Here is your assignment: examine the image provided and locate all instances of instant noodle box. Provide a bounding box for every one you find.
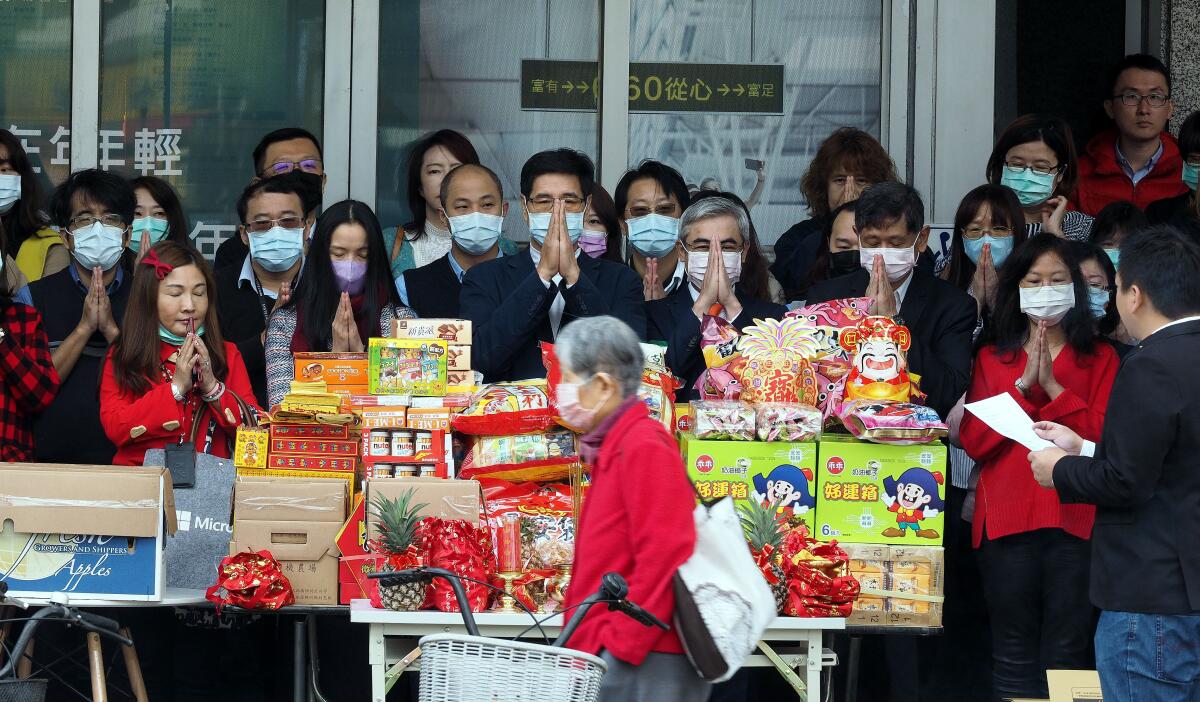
[0,463,173,601]
[368,337,448,396]
[816,435,947,545]
[680,434,818,532]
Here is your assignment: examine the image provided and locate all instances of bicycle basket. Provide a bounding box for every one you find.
[0,679,48,702]
[418,633,607,702]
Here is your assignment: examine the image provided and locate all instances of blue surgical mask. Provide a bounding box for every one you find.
[1183,162,1199,191]
[626,213,680,259]
[1000,167,1057,206]
[1087,287,1110,319]
[0,173,20,215]
[72,221,126,270]
[528,211,586,246]
[158,324,206,346]
[249,226,305,272]
[1104,248,1120,269]
[962,235,1014,269]
[131,217,170,251]
[448,212,503,255]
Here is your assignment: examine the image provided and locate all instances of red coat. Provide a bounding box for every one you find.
[100,341,261,466]
[961,342,1118,548]
[1073,129,1189,216]
[564,401,696,665]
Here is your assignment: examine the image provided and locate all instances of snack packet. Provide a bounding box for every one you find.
[838,399,948,445]
[452,382,556,436]
[480,479,576,571]
[785,297,873,361]
[691,399,755,440]
[736,318,821,405]
[472,430,577,467]
[755,403,823,442]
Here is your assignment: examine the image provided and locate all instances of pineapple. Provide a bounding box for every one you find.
[370,489,429,611]
[738,500,788,612]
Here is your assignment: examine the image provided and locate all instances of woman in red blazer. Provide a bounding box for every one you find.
[554,316,706,702]
[961,234,1118,700]
[101,241,260,466]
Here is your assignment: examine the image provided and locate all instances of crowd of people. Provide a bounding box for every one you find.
[1,52,1199,701]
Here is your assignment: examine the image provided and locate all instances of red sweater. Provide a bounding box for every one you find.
[100,341,260,466]
[1073,129,1189,216]
[961,342,1118,547]
[564,401,696,665]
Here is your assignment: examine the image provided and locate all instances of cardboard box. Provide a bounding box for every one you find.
[843,544,945,627]
[815,436,947,545]
[328,385,369,399]
[231,478,347,606]
[293,352,370,387]
[363,478,483,544]
[270,423,353,440]
[681,434,818,531]
[0,464,172,601]
[268,455,357,472]
[270,438,359,456]
[446,345,471,372]
[392,318,472,344]
[446,371,476,392]
[359,407,409,430]
[1047,670,1103,701]
[236,467,357,500]
[407,407,453,431]
[368,338,448,396]
[234,427,269,469]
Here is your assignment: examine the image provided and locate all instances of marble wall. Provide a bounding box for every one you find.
[1164,0,1200,128]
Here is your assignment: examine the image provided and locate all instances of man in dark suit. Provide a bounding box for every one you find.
[807,182,975,417]
[399,164,506,318]
[1030,225,1200,701]
[646,195,787,399]
[461,149,644,382]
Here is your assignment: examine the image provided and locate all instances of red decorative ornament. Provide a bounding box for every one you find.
[140,247,174,280]
[205,550,296,613]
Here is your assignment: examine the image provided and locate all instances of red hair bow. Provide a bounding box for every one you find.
[141,248,173,279]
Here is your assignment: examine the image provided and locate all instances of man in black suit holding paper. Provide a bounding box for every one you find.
[1030,224,1200,701]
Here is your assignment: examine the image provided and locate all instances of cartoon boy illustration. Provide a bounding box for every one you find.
[880,466,944,539]
[751,464,816,520]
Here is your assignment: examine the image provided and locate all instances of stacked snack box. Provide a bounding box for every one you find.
[841,543,945,627]
[390,318,475,394]
[293,352,370,399]
[235,419,359,500]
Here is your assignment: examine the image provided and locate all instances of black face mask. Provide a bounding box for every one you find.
[829,250,861,277]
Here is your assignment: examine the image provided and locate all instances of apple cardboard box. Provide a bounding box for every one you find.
[0,463,173,601]
[230,477,348,606]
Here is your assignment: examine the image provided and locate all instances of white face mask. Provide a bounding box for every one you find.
[859,245,916,283]
[72,221,126,271]
[1019,283,1076,324]
[0,173,20,215]
[686,249,742,292]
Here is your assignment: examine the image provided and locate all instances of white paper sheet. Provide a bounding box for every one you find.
[964,393,1054,451]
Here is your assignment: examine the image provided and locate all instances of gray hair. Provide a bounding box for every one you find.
[679,196,749,245]
[555,316,644,397]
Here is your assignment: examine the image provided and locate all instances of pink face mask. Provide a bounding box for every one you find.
[578,230,608,258]
[555,376,608,432]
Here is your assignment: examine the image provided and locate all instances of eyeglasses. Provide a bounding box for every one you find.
[244,216,305,233]
[525,195,585,214]
[682,241,745,254]
[262,158,323,177]
[1004,161,1061,177]
[68,214,125,232]
[962,225,1014,240]
[627,204,681,218]
[1111,92,1170,108]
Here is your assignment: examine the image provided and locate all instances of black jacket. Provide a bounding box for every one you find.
[646,286,787,401]
[1055,319,1200,614]
[215,261,272,407]
[807,268,976,418]
[460,250,646,382]
[403,254,462,319]
[770,217,824,299]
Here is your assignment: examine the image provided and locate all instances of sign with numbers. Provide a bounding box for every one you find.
[520,60,785,114]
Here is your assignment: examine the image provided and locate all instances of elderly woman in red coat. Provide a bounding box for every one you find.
[555,315,706,701]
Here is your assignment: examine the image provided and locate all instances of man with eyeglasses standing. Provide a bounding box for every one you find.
[14,169,133,463]
[214,172,318,407]
[214,127,326,272]
[461,148,645,382]
[1075,54,1189,216]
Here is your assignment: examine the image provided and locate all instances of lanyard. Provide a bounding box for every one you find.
[251,274,272,324]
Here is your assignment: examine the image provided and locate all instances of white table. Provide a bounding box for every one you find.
[350,600,845,701]
[9,587,209,608]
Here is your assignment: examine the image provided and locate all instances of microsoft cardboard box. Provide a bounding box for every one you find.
[816,435,947,545]
[230,477,348,605]
[680,434,818,530]
[0,463,173,601]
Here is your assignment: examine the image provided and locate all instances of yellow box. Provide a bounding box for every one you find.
[892,557,933,575]
[447,345,471,372]
[234,427,269,469]
[293,353,369,387]
[408,407,453,431]
[853,571,886,591]
[854,596,886,612]
[359,407,409,430]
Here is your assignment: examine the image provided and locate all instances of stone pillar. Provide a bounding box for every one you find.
[1163,0,1200,128]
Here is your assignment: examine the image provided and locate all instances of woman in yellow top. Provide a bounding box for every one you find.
[0,129,67,283]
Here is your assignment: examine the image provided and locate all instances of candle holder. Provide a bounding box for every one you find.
[495,571,523,612]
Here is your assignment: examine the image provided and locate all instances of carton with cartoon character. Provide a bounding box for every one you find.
[680,434,818,531]
[815,435,947,545]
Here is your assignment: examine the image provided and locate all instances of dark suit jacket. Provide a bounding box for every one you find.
[460,250,646,382]
[646,286,787,401]
[1055,319,1200,614]
[807,268,975,417]
[215,261,271,407]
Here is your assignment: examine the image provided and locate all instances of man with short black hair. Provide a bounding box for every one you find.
[461,149,645,381]
[807,181,975,416]
[1075,54,1189,215]
[16,169,135,463]
[215,171,319,406]
[214,127,326,271]
[398,163,508,318]
[1031,224,1200,701]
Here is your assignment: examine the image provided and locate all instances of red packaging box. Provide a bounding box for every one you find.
[270,423,352,440]
[268,454,358,472]
[270,439,359,456]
